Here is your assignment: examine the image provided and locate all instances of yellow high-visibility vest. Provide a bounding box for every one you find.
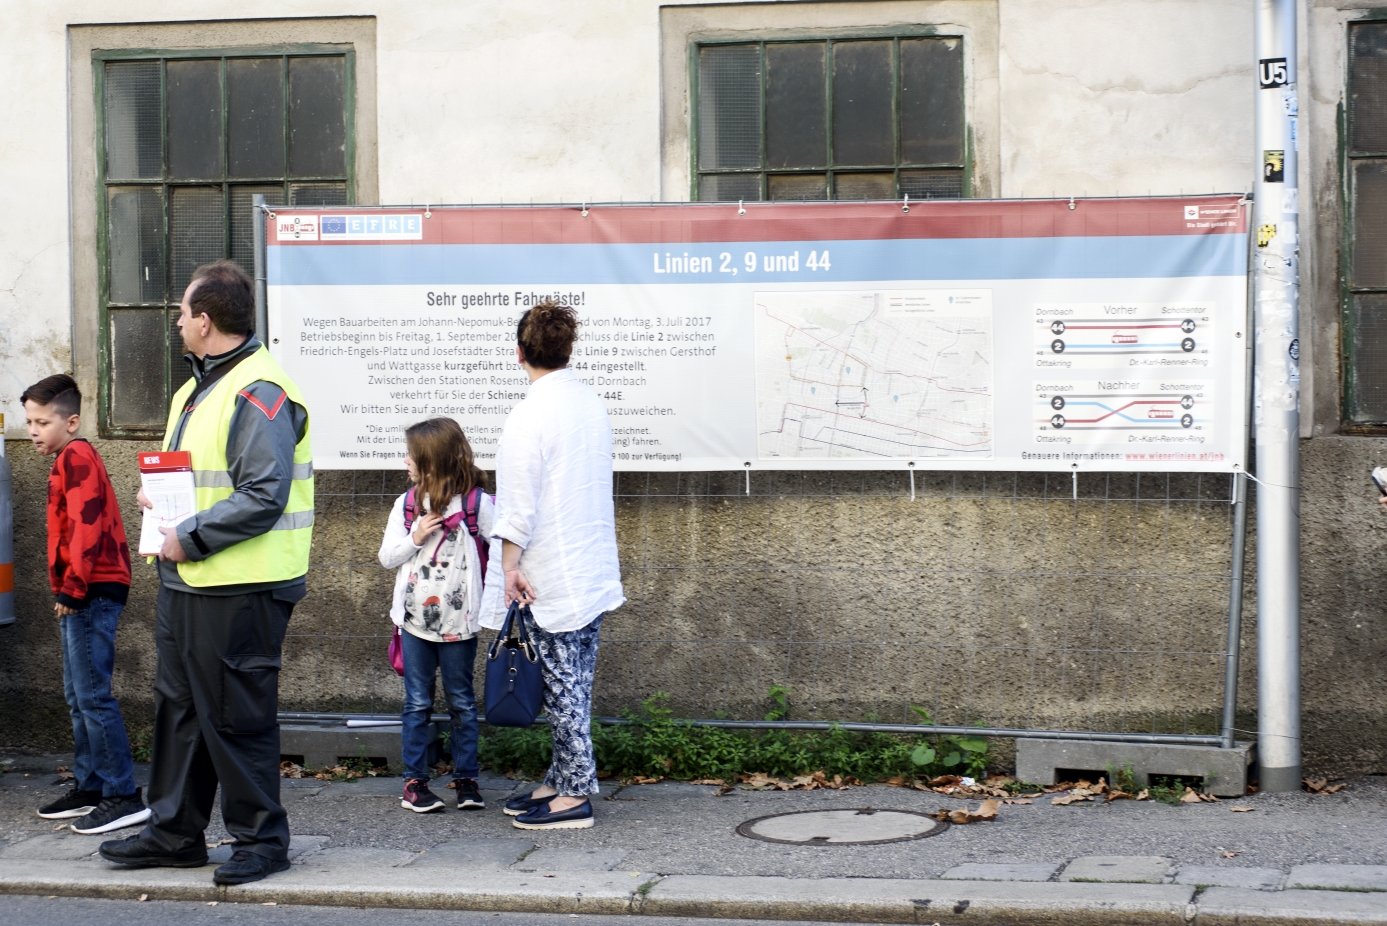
[161,346,313,586]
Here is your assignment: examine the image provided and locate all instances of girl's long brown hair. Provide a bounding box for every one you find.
[404,418,486,513]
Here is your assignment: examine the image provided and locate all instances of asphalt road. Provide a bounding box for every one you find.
[0,895,885,926]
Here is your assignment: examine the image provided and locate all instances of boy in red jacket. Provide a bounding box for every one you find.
[22,374,148,835]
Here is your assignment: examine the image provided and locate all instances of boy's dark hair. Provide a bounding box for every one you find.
[20,374,81,418]
[189,259,255,335]
[516,299,580,369]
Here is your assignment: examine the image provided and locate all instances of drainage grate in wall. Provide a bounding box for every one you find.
[735,808,949,846]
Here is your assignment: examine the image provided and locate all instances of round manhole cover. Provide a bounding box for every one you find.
[735,808,949,846]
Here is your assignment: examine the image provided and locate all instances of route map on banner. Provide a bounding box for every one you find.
[265,197,1248,472]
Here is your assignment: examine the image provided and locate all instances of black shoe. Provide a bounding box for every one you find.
[213,849,290,886]
[98,833,208,868]
[454,778,485,809]
[503,789,552,817]
[38,786,102,819]
[512,798,595,830]
[71,788,152,835]
[401,777,445,813]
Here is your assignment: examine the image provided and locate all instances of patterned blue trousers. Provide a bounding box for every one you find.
[520,610,603,797]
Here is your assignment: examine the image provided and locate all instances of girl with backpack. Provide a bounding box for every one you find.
[378,418,494,813]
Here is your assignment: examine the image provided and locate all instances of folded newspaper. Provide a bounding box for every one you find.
[138,451,196,556]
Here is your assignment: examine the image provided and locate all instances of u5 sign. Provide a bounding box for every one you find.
[1259,57,1288,88]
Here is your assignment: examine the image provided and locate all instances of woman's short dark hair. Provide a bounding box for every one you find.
[189,259,255,335]
[20,374,81,418]
[516,300,580,369]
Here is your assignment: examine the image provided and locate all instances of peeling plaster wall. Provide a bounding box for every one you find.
[998,0,1254,199]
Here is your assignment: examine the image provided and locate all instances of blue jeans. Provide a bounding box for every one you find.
[400,629,479,781]
[61,596,136,797]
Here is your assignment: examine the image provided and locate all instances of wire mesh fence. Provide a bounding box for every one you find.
[284,468,1243,741]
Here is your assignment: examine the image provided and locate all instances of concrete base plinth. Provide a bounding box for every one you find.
[1015,739,1255,797]
[280,722,437,773]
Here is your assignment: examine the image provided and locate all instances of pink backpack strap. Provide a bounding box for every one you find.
[402,486,418,533]
[463,486,490,580]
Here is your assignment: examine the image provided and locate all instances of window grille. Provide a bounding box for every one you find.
[97,49,353,435]
[1346,23,1387,426]
[694,36,966,202]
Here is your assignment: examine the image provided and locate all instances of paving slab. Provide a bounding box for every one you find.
[289,846,419,869]
[406,837,534,870]
[641,875,1195,925]
[1197,887,1387,926]
[309,776,405,798]
[206,834,329,866]
[1175,864,1284,890]
[941,861,1062,882]
[1060,854,1173,883]
[513,847,630,871]
[1286,863,1387,892]
[613,782,720,801]
[0,832,107,860]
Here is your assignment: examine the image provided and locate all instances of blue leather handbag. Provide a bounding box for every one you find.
[484,602,544,727]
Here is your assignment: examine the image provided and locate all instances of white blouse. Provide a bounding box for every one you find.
[479,367,626,633]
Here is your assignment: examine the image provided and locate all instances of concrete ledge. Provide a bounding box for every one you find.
[1015,738,1254,796]
[279,722,436,773]
[639,875,1196,925]
[0,858,654,915]
[1196,887,1387,926]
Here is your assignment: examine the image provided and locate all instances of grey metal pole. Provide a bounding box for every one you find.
[253,194,269,342]
[1221,472,1248,748]
[1252,0,1301,791]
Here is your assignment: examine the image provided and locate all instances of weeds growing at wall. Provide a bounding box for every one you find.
[479,692,992,782]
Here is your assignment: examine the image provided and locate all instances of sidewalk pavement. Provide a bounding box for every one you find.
[1,753,1384,924]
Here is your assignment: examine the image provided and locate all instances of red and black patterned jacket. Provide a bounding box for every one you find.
[47,439,131,608]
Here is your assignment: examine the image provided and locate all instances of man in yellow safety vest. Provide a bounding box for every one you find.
[99,260,312,886]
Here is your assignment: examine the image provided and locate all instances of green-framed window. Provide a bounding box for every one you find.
[692,33,966,202]
[96,46,355,437]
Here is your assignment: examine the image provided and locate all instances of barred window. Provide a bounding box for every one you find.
[98,50,353,434]
[694,36,966,202]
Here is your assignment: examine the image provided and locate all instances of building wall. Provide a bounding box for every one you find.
[2,0,1385,776]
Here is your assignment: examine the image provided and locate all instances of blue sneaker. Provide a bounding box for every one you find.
[503,790,552,817]
[512,798,594,830]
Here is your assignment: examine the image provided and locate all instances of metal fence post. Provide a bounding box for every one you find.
[1252,0,1302,790]
[253,194,269,341]
[1221,472,1248,748]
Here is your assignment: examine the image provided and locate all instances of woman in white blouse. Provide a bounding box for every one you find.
[479,300,625,830]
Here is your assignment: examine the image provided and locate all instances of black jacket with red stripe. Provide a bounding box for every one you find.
[158,335,309,597]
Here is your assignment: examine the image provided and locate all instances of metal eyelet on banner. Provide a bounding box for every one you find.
[902,194,910,213]
[424,204,432,218]
[1068,197,1076,211]
[738,200,746,216]
[581,202,589,217]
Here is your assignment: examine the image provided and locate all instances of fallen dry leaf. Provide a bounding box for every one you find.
[629,776,662,785]
[1229,806,1254,812]
[1003,798,1032,805]
[1221,851,1239,858]
[138,894,149,902]
[932,799,1000,824]
[1180,788,1204,804]
[54,766,70,773]
[1051,792,1093,806]
[690,778,725,786]
[714,783,734,796]
[1135,789,1150,801]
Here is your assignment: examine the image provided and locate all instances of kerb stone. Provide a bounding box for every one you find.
[1286,863,1387,891]
[1197,887,1387,926]
[1175,865,1284,890]
[1061,855,1172,883]
[942,862,1062,882]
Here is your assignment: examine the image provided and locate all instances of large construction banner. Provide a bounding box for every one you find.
[266,197,1248,472]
